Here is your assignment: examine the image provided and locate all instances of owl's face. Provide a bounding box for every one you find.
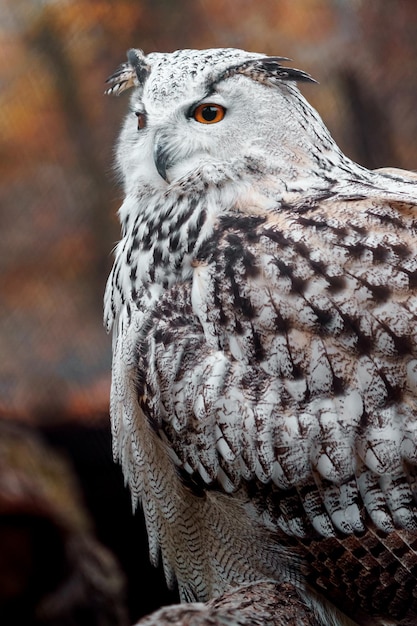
[113,48,325,193]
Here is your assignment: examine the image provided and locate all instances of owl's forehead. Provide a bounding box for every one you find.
[142,48,264,105]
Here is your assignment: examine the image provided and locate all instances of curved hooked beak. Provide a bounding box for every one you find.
[153,134,173,182]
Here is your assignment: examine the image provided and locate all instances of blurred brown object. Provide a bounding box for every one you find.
[0,420,129,626]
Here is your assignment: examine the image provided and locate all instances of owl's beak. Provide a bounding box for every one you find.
[153,137,171,182]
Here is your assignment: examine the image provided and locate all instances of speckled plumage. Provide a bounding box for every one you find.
[134,581,327,626]
[104,48,417,625]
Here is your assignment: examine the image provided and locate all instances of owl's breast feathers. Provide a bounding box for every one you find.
[110,169,417,622]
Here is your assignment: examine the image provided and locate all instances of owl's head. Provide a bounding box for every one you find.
[107,48,342,191]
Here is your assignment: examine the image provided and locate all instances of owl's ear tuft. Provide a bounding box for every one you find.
[105,49,151,96]
[256,58,317,84]
[216,57,317,88]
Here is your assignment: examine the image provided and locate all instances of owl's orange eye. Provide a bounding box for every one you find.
[192,103,226,124]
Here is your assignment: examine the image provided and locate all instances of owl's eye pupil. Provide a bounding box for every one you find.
[202,106,218,122]
[192,103,226,124]
[135,112,147,130]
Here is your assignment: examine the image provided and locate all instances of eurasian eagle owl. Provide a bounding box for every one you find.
[104,48,417,625]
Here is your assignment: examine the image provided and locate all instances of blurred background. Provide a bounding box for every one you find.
[1,0,417,624]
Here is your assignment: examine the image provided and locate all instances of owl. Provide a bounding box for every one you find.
[104,48,417,625]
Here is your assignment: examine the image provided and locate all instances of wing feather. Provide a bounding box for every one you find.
[134,194,417,537]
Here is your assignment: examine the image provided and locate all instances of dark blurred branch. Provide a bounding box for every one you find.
[339,68,399,170]
[28,12,116,305]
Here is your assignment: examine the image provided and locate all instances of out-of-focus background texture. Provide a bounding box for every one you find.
[1,0,417,623]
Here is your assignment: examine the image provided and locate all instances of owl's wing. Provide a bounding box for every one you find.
[136,192,417,539]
